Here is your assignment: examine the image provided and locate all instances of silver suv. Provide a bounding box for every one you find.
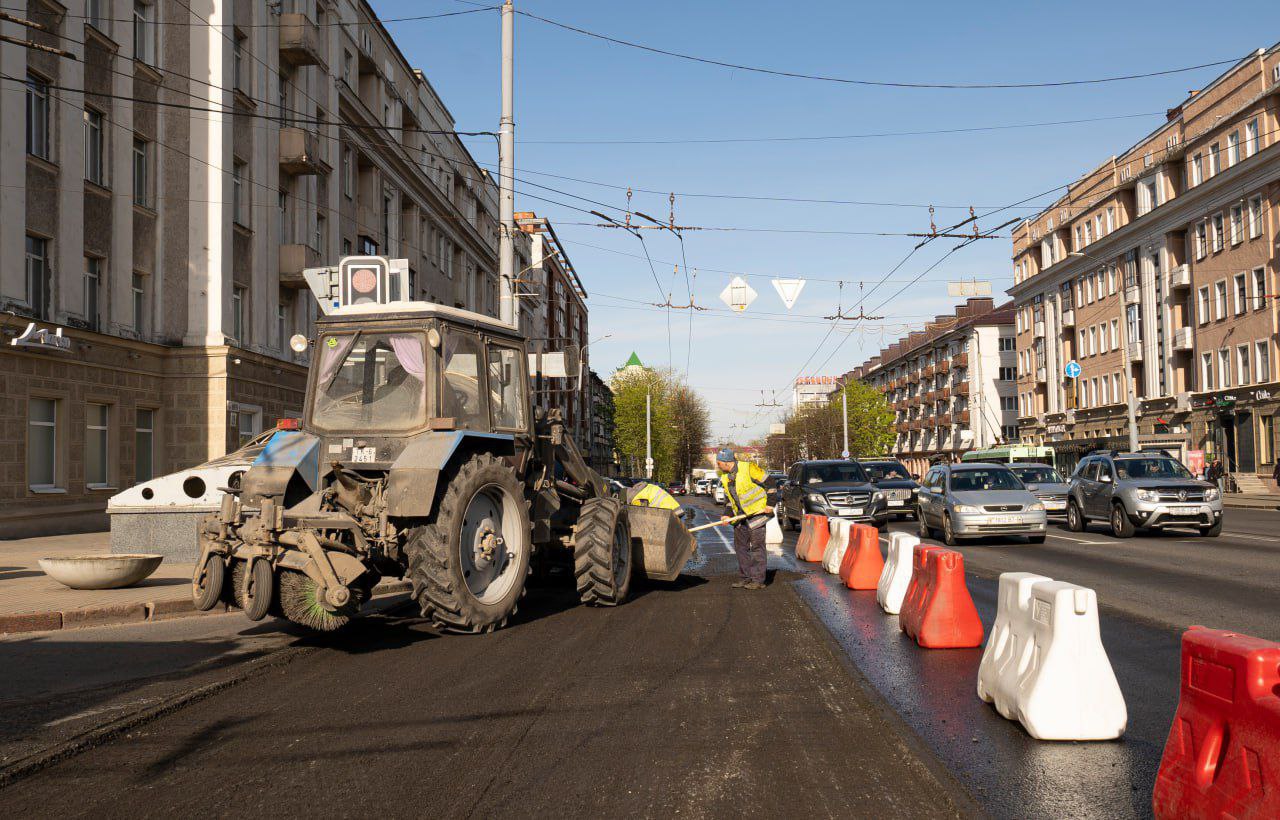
[1065,451,1223,538]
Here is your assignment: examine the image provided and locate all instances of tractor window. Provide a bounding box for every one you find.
[487,345,526,430]
[441,331,487,429]
[311,332,427,431]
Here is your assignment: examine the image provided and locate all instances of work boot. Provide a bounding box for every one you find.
[731,579,752,589]
[744,581,766,590]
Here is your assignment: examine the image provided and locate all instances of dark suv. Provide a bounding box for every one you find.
[1065,451,1223,538]
[858,459,920,522]
[777,460,885,529]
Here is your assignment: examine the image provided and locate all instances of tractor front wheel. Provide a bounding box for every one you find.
[573,496,633,606]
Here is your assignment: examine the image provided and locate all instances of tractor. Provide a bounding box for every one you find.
[191,256,693,632]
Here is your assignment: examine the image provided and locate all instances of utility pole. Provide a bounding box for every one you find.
[498,0,516,328]
[841,387,850,458]
[645,388,653,479]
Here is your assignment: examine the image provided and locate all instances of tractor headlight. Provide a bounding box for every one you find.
[1203,487,1220,502]
[1135,489,1160,503]
[289,333,310,353]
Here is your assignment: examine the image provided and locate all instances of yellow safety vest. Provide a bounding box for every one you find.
[628,482,681,511]
[720,461,769,517]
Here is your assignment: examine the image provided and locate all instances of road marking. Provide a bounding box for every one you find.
[1222,531,1280,543]
[1046,534,1114,545]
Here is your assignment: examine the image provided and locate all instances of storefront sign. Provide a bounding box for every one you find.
[1186,449,1205,477]
[9,322,71,353]
[1046,423,1068,434]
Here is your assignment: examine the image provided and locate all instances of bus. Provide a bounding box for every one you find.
[959,444,1056,467]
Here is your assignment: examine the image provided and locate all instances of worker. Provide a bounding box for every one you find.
[716,448,772,590]
[626,481,682,511]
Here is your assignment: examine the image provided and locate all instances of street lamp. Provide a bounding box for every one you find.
[1068,250,1139,452]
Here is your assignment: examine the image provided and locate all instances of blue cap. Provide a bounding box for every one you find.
[716,448,735,463]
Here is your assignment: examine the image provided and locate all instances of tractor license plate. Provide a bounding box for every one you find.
[838,508,862,516]
[351,446,377,463]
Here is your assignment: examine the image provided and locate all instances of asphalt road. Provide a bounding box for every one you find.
[0,505,973,819]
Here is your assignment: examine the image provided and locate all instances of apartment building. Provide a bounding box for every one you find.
[587,369,617,476]
[1009,44,1280,480]
[854,297,1017,476]
[1,0,504,536]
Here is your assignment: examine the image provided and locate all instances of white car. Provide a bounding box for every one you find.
[713,483,726,504]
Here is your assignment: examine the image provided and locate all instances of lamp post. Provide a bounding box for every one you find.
[1069,251,1139,452]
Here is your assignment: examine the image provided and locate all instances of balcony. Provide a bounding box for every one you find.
[1036,367,1047,383]
[1169,264,1191,289]
[906,371,920,384]
[1034,320,1045,337]
[939,413,953,426]
[937,386,950,400]
[279,13,324,67]
[1173,326,1193,351]
[1125,280,1140,304]
[955,410,971,425]
[279,243,322,288]
[896,422,910,434]
[936,359,950,374]
[1060,308,1075,327]
[923,364,936,378]
[279,128,323,176]
[952,351,968,369]
[1128,343,1144,362]
[952,381,970,397]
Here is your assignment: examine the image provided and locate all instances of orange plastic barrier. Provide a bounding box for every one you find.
[839,523,885,590]
[899,548,984,649]
[1153,626,1280,819]
[795,515,829,562]
[898,545,943,636]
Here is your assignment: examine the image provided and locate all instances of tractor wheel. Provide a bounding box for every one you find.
[573,496,633,606]
[405,453,532,634]
[192,553,224,612]
[231,558,273,621]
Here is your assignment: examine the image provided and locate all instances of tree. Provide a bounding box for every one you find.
[609,367,712,483]
[770,381,894,464]
[670,382,711,483]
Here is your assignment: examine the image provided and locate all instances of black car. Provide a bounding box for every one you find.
[777,460,885,530]
[858,459,920,522]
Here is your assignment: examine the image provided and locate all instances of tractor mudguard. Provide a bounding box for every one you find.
[239,431,323,506]
[385,431,516,518]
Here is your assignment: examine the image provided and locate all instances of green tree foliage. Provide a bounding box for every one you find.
[767,381,894,465]
[610,367,711,483]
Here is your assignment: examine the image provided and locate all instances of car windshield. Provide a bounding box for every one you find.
[863,462,911,481]
[805,463,868,484]
[1011,467,1064,484]
[1115,458,1193,480]
[949,469,1023,492]
[311,332,427,431]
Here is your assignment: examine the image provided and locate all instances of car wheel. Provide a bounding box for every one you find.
[942,513,959,546]
[1066,499,1085,532]
[917,508,932,539]
[1110,503,1136,538]
[1199,519,1222,537]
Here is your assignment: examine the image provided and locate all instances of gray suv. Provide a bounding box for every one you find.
[1065,451,1223,538]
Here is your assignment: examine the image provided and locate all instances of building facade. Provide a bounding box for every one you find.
[854,298,1017,476]
[2,0,504,536]
[1009,44,1280,481]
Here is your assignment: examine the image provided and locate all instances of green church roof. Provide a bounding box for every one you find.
[624,352,644,368]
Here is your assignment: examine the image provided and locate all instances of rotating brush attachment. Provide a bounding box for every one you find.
[278,570,359,632]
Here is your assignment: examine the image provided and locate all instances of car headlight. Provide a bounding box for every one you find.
[1204,487,1220,501]
[807,494,826,504]
[871,490,884,502]
[1135,489,1160,503]
[953,504,980,514]
[1027,501,1045,512]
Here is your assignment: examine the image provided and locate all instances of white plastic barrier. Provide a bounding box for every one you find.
[765,515,783,548]
[979,577,1127,740]
[977,572,1051,713]
[875,531,918,614]
[821,518,852,574]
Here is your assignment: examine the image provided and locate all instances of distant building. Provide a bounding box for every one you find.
[586,369,616,475]
[792,376,840,409]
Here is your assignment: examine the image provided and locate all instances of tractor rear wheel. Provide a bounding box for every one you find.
[406,453,532,634]
[573,496,633,606]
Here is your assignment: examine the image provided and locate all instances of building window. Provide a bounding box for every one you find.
[998,336,1014,352]
[278,189,289,244]
[132,273,147,335]
[998,366,1015,380]
[85,401,113,489]
[315,212,325,252]
[1208,143,1220,177]
[1101,377,1110,405]
[135,408,155,482]
[1195,221,1207,259]
[341,148,353,198]
[87,0,107,30]
[1106,206,1115,232]
[275,299,287,351]
[1211,213,1224,252]
[1230,204,1243,245]
[1110,319,1119,350]
[1235,272,1248,316]
[232,160,246,225]
[26,74,50,159]
[1190,152,1203,186]
[342,50,353,86]
[84,109,105,185]
[133,1,155,64]
[1197,286,1210,324]
[132,138,149,206]
[1227,131,1240,166]
[1256,341,1271,384]
[1000,396,1016,412]
[1201,352,1214,391]
[24,235,52,321]
[232,284,246,343]
[84,257,102,332]
[28,397,60,490]
[1219,349,1232,389]
[1248,196,1262,238]
[237,406,262,448]
[1127,303,1142,345]
[1245,119,1259,157]
[1253,267,1267,311]
[382,193,392,246]
[1099,324,1109,354]
[233,32,247,91]
[1214,281,1227,320]
[359,235,377,255]
[1237,345,1251,386]
[1088,326,1097,356]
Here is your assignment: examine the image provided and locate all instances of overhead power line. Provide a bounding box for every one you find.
[515,8,1242,90]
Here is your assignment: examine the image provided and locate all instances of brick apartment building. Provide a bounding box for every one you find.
[852,297,1017,477]
[1009,43,1280,483]
[1,0,512,536]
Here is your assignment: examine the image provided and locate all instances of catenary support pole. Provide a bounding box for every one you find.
[498,0,516,327]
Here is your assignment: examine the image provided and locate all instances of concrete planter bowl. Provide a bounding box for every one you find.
[39,554,165,590]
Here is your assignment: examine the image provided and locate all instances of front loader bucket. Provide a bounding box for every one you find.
[626,505,696,582]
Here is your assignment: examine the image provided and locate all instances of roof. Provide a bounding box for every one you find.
[624,352,644,368]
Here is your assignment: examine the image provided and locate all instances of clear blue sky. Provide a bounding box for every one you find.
[371,0,1273,441]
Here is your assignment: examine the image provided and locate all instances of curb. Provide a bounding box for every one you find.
[0,579,414,637]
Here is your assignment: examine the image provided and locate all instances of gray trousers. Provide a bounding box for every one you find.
[733,519,767,583]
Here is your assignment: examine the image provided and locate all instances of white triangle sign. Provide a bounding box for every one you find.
[771,278,806,310]
[719,276,758,312]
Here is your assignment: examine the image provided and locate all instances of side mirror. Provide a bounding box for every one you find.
[1100,473,1113,483]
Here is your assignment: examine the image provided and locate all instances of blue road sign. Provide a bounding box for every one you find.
[1064,360,1082,379]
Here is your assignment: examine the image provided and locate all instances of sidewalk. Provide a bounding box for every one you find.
[1222,492,1280,510]
[0,532,409,635]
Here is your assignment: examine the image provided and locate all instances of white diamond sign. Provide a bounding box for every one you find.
[771,278,806,310]
[720,276,758,312]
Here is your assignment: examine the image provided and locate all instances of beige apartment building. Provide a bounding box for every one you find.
[852,297,1018,477]
[1009,44,1280,482]
[1,0,507,536]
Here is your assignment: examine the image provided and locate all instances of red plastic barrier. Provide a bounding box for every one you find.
[898,545,942,636]
[1152,626,1280,820]
[900,548,983,649]
[839,524,885,590]
[795,515,829,562]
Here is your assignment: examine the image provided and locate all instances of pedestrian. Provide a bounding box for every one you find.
[715,448,772,590]
[1271,457,1280,489]
[1208,458,1224,493]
